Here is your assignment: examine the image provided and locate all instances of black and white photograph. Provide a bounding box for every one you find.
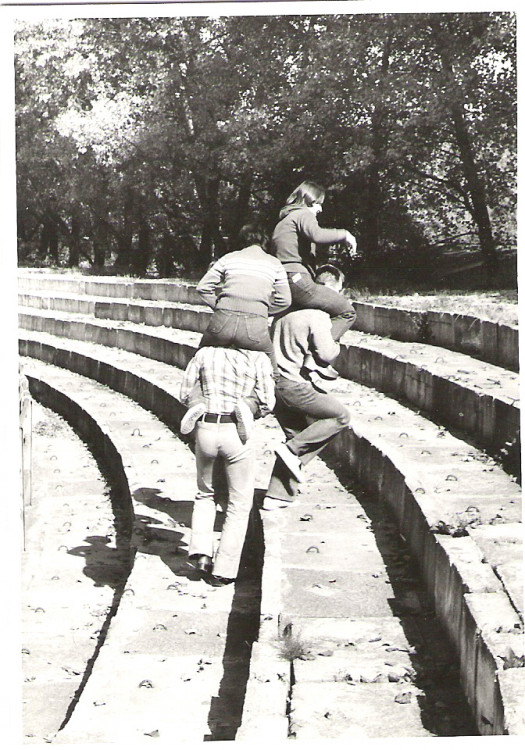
[0,1,522,745]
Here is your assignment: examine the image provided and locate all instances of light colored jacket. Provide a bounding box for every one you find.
[196,245,291,316]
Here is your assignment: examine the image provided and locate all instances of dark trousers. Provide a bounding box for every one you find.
[266,376,350,503]
[286,270,356,341]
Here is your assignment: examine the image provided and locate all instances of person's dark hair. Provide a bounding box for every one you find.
[315,264,345,286]
[285,180,325,208]
[237,222,268,249]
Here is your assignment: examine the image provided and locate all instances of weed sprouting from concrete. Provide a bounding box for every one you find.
[278,630,311,662]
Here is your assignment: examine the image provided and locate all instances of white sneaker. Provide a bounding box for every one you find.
[234,401,254,443]
[262,496,298,511]
[274,444,304,483]
[180,403,206,434]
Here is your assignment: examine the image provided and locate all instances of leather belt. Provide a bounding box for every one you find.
[200,413,236,423]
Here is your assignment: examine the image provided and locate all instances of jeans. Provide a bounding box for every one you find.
[265,376,350,503]
[286,270,356,341]
[189,421,254,579]
[200,309,275,362]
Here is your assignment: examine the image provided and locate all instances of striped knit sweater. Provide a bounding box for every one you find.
[196,245,292,316]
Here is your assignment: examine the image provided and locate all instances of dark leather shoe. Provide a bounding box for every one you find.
[189,554,212,572]
[208,574,235,587]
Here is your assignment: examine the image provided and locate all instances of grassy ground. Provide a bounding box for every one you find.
[348,289,518,326]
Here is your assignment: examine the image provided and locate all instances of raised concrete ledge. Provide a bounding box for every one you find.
[323,427,522,735]
[336,337,520,464]
[18,272,202,305]
[235,641,290,740]
[20,334,522,735]
[94,299,210,332]
[18,291,210,331]
[499,668,525,734]
[25,374,132,508]
[18,292,97,316]
[354,302,519,372]
[19,308,520,469]
[18,273,518,370]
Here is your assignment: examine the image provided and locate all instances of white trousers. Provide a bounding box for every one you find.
[189,421,254,579]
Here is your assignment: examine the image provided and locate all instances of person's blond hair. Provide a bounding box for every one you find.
[285,180,325,208]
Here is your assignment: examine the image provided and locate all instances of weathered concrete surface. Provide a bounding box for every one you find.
[18,272,202,305]
[18,276,522,737]
[18,273,518,370]
[336,329,519,459]
[21,358,275,743]
[19,305,520,463]
[499,668,525,734]
[353,301,519,371]
[19,334,522,706]
[20,363,266,743]
[22,402,117,743]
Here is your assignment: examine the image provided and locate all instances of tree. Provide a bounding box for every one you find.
[14,13,516,284]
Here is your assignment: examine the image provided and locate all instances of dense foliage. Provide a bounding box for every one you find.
[15,12,516,284]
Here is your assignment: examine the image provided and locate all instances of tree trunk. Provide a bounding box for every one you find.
[132,218,151,277]
[194,173,227,269]
[362,162,381,258]
[115,189,134,269]
[432,23,498,272]
[361,30,392,260]
[48,220,59,264]
[198,221,214,273]
[448,100,498,272]
[93,223,107,268]
[156,232,176,278]
[231,176,253,243]
[37,219,51,259]
[68,210,81,267]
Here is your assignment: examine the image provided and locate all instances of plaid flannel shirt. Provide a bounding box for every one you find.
[180,347,275,416]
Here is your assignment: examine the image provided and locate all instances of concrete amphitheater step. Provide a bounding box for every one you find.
[19,330,523,734]
[21,356,477,740]
[18,290,210,333]
[18,272,518,370]
[19,306,520,466]
[18,272,202,305]
[20,357,272,742]
[352,301,519,373]
[22,400,120,743]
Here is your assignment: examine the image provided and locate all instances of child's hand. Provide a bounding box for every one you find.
[344,231,358,257]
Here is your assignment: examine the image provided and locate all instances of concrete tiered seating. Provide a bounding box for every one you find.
[19,306,520,470]
[18,271,523,737]
[22,358,271,742]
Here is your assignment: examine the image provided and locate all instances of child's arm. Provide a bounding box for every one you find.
[297,212,357,254]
